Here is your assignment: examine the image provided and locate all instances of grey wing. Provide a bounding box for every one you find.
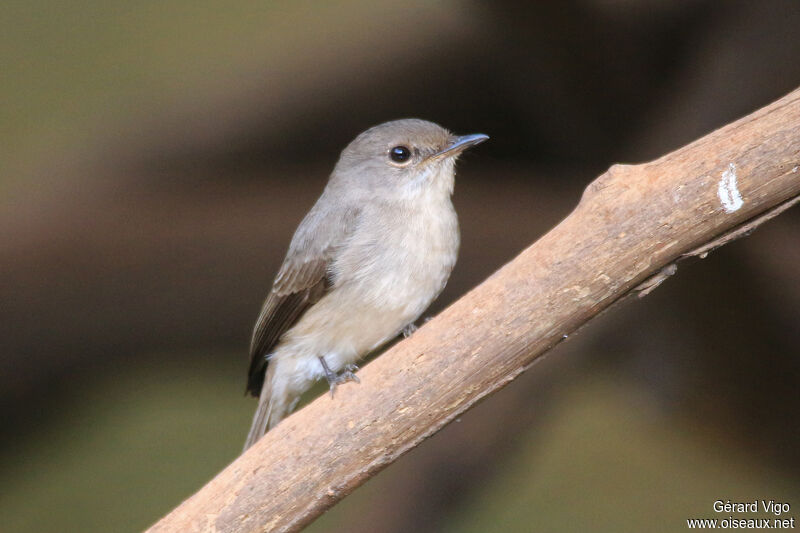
[246,201,358,396]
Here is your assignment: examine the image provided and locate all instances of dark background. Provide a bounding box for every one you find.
[1,1,798,532]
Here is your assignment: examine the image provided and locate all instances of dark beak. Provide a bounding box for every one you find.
[430,133,489,161]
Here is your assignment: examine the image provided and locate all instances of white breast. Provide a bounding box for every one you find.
[284,189,459,366]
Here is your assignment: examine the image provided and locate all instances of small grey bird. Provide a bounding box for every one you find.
[243,119,488,450]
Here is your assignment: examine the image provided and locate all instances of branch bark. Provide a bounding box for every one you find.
[148,87,800,533]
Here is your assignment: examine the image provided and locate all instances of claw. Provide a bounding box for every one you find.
[343,363,360,378]
[319,357,360,397]
[402,323,418,338]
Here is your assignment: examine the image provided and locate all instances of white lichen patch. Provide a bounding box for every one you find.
[717,163,743,213]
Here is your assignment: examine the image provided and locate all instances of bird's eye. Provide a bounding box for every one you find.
[389,145,411,163]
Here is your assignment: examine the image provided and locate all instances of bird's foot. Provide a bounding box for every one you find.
[318,357,360,397]
[402,323,418,338]
[402,317,433,338]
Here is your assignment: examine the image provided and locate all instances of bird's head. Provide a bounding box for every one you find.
[332,118,488,198]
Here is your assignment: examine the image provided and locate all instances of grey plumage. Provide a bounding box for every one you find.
[246,202,359,397]
[244,119,487,450]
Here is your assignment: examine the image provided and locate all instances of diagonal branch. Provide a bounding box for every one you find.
[148,86,800,533]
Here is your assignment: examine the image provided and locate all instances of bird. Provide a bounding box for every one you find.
[243,118,488,450]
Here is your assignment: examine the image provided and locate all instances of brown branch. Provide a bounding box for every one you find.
[147,87,800,533]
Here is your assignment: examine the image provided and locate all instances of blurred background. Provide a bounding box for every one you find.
[1,1,799,532]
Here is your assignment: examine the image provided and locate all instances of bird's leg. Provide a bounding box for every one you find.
[318,356,360,397]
